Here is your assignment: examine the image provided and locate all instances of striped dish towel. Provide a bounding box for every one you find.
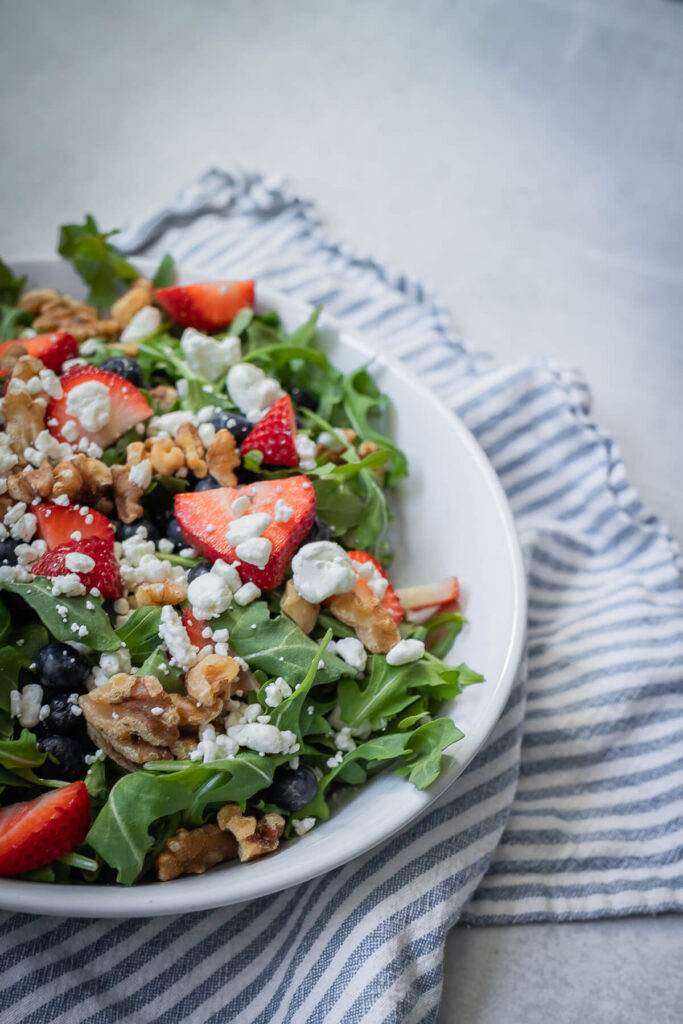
[1,169,682,1024]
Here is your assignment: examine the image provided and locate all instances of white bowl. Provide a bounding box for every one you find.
[0,258,526,917]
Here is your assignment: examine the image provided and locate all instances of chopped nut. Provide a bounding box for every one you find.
[149,385,178,412]
[156,824,237,882]
[174,422,207,478]
[217,805,285,862]
[111,463,144,523]
[281,579,319,634]
[53,454,112,505]
[3,391,45,461]
[110,279,154,328]
[135,580,187,606]
[206,429,239,486]
[0,343,28,374]
[357,440,381,458]
[18,288,60,315]
[80,673,179,771]
[316,428,357,464]
[7,461,53,503]
[327,584,400,654]
[11,355,45,385]
[170,694,222,727]
[145,437,185,476]
[125,441,146,465]
[185,653,240,708]
[29,292,119,341]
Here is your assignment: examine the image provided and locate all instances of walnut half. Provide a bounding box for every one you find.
[217,805,285,862]
[281,579,319,634]
[156,824,238,882]
[327,584,400,654]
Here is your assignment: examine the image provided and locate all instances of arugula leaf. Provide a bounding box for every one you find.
[137,648,184,693]
[342,368,408,484]
[0,258,26,304]
[312,479,364,535]
[395,718,464,789]
[267,631,332,740]
[0,624,48,737]
[0,579,119,651]
[342,470,389,552]
[152,254,175,288]
[0,305,31,344]
[226,308,253,336]
[0,729,46,772]
[58,215,139,314]
[115,606,162,663]
[424,611,465,660]
[216,601,355,688]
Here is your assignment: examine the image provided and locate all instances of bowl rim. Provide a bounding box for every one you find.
[0,258,526,917]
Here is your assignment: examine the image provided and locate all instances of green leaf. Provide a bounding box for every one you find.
[0,579,119,651]
[312,479,364,535]
[115,606,162,663]
[268,631,332,740]
[58,215,139,314]
[0,305,31,344]
[395,718,464,789]
[287,306,320,348]
[341,470,389,552]
[226,308,253,336]
[0,623,48,736]
[0,258,26,304]
[152,254,175,288]
[0,729,46,772]
[338,656,418,727]
[424,611,465,660]
[342,368,408,484]
[0,602,10,646]
[137,648,184,693]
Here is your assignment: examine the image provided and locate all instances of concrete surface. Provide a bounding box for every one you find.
[1,1,681,1021]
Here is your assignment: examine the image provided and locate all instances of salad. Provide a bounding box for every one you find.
[0,217,480,886]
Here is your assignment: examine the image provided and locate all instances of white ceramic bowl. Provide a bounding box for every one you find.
[0,259,526,917]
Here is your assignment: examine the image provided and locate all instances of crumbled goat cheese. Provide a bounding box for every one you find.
[66,380,111,432]
[147,410,197,438]
[121,533,156,566]
[326,751,344,769]
[264,676,293,707]
[180,327,241,381]
[24,429,74,468]
[294,434,317,470]
[128,459,152,489]
[53,494,70,506]
[226,363,284,422]
[334,726,357,753]
[332,637,367,672]
[224,512,271,547]
[120,305,162,343]
[291,541,357,603]
[189,723,239,763]
[197,422,216,447]
[233,581,261,606]
[224,700,262,728]
[38,368,63,399]
[235,536,272,569]
[386,638,426,666]
[92,647,133,687]
[0,433,19,475]
[212,559,243,590]
[226,722,299,755]
[273,499,294,523]
[159,605,197,670]
[62,419,79,442]
[230,494,253,517]
[65,552,96,574]
[13,683,44,728]
[187,571,233,620]
[156,537,175,553]
[350,558,388,600]
[292,817,316,836]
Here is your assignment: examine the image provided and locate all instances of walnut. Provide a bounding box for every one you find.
[7,461,53,503]
[110,279,154,328]
[17,288,60,315]
[11,354,45,384]
[3,391,45,460]
[149,385,178,412]
[316,428,357,464]
[53,454,112,505]
[111,463,144,523]
[206,429,239,486]
[145,437,185,476]
[125,441,146,465]
[31,293,119,341]
[135,580,187,606]
[217,805,285,862]
[80,673,180,771]
[185,654,240,709]
[281,579,319,634]
[0,343,28,374]
[358,440,381,459]
[0,496,16,520]
[327,587,400,654]
[170,694,221,728]
[174,422,207,478]
[156,824,237,881]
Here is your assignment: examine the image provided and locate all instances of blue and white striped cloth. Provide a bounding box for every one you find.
[1,169,681,1024]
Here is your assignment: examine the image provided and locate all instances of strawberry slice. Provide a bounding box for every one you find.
[0,781,90,876]
[155,281,254,332]
[46,365,152,449]
[32,536,122,600]
[0,332,78,374]
[395,578,460,611]
[35,503,114,551]
[346,550,404,625]
[181,607,210,649]
[241,395,298,467]
[175,476,315,590]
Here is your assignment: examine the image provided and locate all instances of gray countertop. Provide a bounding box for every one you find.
[1,0,681,1020]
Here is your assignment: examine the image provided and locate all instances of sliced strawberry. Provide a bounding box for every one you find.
[241,395,298,467]
[175,476,315,590]
[46,364,152,449]
[396,578,460,611]
[155,281,255,332]
[35,503,114,551]
[346,550,404,625]
[0,781,90,876]
[32,537,122,600]
[181,607,211,649]
[0,332,78,374]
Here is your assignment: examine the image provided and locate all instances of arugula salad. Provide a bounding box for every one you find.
[0,217,480,886]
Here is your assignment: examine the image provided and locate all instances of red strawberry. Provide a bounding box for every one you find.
[0,781,90,876]
[395,577,460,611]
[346,550,405,625]
[181,607,210,649]
[35,503,114,551]
[0,332,78,374]
[31,536,122,600]
[175,476,315,590]
[47,365,152,449]
[241,395,299,467]
[155,281,255,332]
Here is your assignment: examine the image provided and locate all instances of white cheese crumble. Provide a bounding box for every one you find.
[224,512,271,547]
[292,817,316,836]
[386,638,426,666]
[147,410,198,438]
[226,722,299,755]
[332,637,367,672]
[294,434,317,470]
[13,683,44,728]
[226,363,284,422]
[65,380,111,432]
[180,327,241,381]
[64,552,96,574]
[230,494,252,517]
[233,581,261,606]
[291,541,357,603]
[351,558,388,600]
[189,723,239,763]
[187,570,233,620]
[235,536,272,569]
[159,605,197,671]
[334,726,357,753]
[92,647,132,687]
[273,498,294,523]
[128,459,152,490]
[120,305,162,343]
[264,676,293,708]
[0,433,19,476]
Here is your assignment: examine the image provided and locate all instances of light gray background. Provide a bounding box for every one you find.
[1,1,681,1021]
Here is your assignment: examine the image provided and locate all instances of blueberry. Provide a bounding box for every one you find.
[209,410,251,444]
[101,356,147,388]
[305,517,331,544]
[194,475,221,492]
[0,539,18,566]
[187,562,211,584]
[36,642,90,693]
[163,515,188,551]
[115,518,160,544]
[266,764,319,811]
[39,695,86,737]
[38,735,90,782]
[289,387,318,412]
